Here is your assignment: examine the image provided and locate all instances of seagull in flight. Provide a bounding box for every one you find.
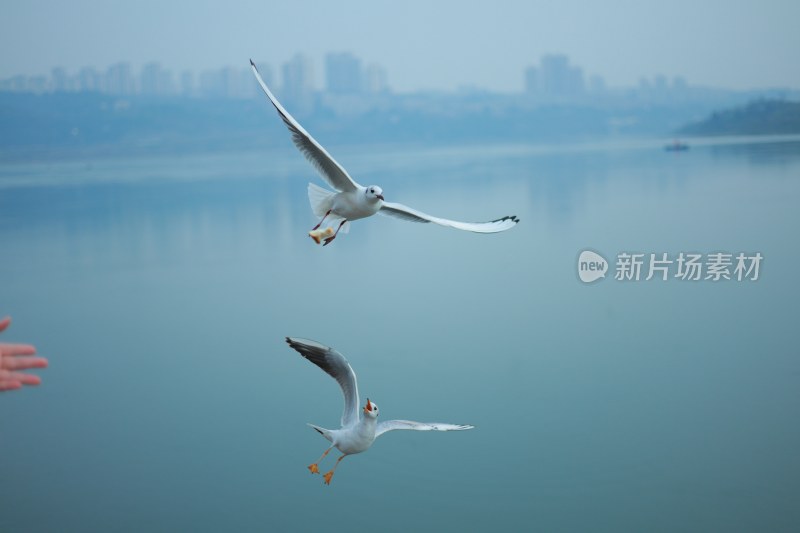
[285,337,474,485]
[250,60,519,246]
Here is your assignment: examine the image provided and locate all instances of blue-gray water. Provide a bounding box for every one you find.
[1,137,799,532]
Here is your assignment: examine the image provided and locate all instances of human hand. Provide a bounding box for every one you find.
[0,317,48,392]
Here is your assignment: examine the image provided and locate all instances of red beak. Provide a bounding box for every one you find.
[364,399,372,413]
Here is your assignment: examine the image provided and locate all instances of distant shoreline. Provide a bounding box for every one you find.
[2,90,799,163]
[3,134,800,170]
[680,100,800,136]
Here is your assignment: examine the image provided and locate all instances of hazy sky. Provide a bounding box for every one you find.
[2,0,799,92]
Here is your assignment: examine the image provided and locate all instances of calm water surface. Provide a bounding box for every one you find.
[1,137,799,532]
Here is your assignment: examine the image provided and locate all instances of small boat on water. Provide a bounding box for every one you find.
[665,139,690,151]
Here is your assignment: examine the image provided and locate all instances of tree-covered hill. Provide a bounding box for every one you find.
[679,99,800,136]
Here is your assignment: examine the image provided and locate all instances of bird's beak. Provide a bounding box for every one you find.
[377,194,384,201]
[364,398,372,413]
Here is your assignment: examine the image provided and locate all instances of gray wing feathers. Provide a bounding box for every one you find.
[250,60,359,192]
[379,201,519,233]
[375,420,475,438]
[377,203,430,224]
[285,337,360,427]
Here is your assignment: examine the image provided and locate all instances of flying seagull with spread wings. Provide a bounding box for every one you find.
[285,337,473,485]
[251,60,519,245]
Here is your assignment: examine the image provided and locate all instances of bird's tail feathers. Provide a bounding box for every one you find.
[307,423,334,442]
[307,183,336,218]
[307,183,352,234]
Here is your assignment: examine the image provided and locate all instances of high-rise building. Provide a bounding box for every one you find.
[654,74,668,95]
[220,67,241,98]
[524,66,539,95]
[282,54,313,95]
[179,70,195,96]
[141,62,175,95]
[196,63,273,99]
[527,54,585,99]
[363,64,388,94]
[51,67,71,92]
[541,54,584,97]
[325,52,362,94]
[77,67,101,92]
[105,62,135,95]
[222,66,261,99]
[281,54,314,112]
[541,54,568,95]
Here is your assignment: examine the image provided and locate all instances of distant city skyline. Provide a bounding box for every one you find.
[1,0,799,93]
[0,51,393,100]
[0,52,701,103]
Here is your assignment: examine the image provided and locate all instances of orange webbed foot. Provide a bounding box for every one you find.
[308,463,320,474]
[323,471,334,485]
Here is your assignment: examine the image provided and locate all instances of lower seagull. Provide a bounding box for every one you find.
[285,337,474,485]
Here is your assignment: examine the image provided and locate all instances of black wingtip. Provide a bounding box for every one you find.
[492,215,520,224]
[250,58,257,70]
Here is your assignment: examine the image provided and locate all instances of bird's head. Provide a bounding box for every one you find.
[363,398,379,418]
[365,186,384,202]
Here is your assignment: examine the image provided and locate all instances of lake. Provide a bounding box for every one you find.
[1,136,799,532]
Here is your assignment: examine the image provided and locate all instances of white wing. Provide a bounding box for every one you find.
[379,201,519,233]
[285,337,360,428]
[250,59,359,192]
[375,420,474,438]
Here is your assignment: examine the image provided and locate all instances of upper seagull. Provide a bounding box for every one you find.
[285,337,474,485]
[250,59,519,246]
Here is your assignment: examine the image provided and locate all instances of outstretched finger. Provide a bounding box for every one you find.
[1,356,48,371]
[0,379,22,391]
[4,372,41,386]
[0,343,37,357]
